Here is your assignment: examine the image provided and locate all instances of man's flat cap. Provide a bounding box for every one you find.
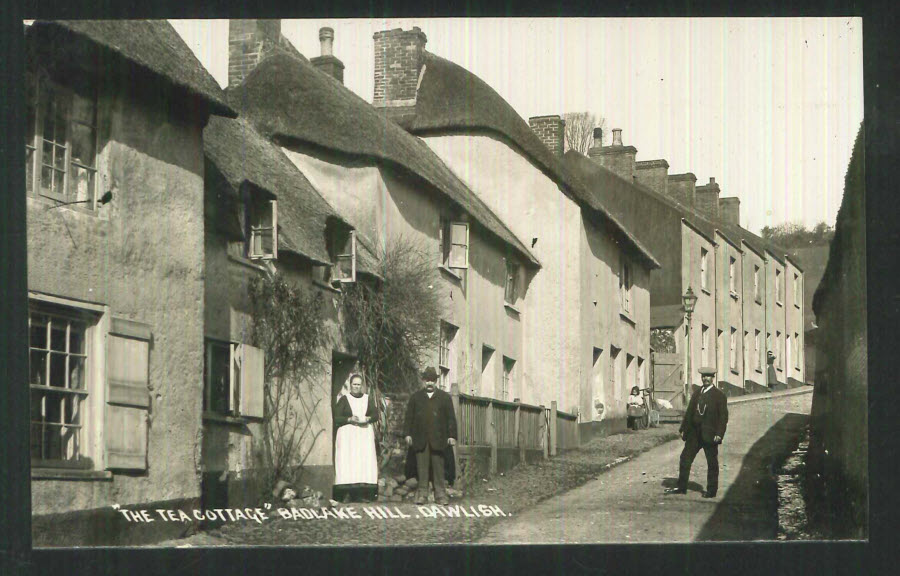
[699,366,717,376]
[421,366,439,382]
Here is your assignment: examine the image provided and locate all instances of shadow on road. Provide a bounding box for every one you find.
[695,413,808,541]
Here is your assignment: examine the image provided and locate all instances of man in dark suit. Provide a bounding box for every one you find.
[665,367,729,498]
[404,366,458,505]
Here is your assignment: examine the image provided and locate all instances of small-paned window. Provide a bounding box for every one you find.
[247,195,277,260]
[505,259,519,305]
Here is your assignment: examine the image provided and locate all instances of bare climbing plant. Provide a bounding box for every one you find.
[247,272,331,496]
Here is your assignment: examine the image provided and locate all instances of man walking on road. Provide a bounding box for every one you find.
[666,367,728,498]
[404,366,458,505]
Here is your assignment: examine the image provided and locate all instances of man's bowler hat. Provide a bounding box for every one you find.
[699,366,717,376]
[421,366,439,382]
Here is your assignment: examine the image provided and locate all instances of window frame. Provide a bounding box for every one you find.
[246,196,278,261]
[28,301,98,470]
[776,331,783,371]
[501,356,515,401]
[700,248,709,291]
[441,220,469,270]
[729,328,738,372]
[203,339,265,419]
[753,265,761,302]
[332,230,357,284]
[728,256,737,295]
[620,258,633,314]
[28,73,101,210]
[700,324,710,366]
[504,258,520,305]
[775,269,784,305]
[755,330,762,372]
[438,322,458,390]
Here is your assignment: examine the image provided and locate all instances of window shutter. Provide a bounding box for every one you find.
[240,344,265,419]
[230,343,242,414]
[449,222,469,269]
[271,199,278,260]
[335,231,357,283]
[105,318,151,471]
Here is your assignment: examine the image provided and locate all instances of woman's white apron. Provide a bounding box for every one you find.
[334,393,378,486]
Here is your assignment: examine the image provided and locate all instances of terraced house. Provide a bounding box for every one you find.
[24,20,236,545]
[369,27,660,439]
[562,130,806,409]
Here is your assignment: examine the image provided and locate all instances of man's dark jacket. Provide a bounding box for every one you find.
[679,385,728,444]
[404,388,458,452]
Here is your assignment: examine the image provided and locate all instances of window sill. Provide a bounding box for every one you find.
[701,288,711,296]
[730,291,739,301]
[32,468,112,481]
[619,311,636,326]
[794,304,801,309]
[730,368,740,375]
[228,252,270,273]
[755,297,762,305]
[313,279,342,294]
[504,302,521,315]
[755,368,764,374]
[439,265,463,282]
[776,301,783,308]
[203,412,257,426]
[28,193,107,219]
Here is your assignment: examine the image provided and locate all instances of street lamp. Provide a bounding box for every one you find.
[682,286,698,405]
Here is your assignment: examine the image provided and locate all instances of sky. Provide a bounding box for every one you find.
[170,18,863,234]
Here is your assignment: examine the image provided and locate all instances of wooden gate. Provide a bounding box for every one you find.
[652,352,686,410]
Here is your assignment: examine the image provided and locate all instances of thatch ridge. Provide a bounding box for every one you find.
[30,20,235,117]
[406,51,658,269]
[228,51,539,268]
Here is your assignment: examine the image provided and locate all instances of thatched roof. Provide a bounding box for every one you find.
[204,115,380,277]
[28,20,234,117]
[204,115,341,265]
[401,52,658,269]
[562,151,796,268]
[227,51,539,269]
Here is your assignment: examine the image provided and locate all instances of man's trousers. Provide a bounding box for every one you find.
[677,432,720,495]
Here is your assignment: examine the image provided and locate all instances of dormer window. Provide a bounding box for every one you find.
[314,227,356,286]
[332,230,357,284]
[441,220,469,269]
[246,194,277,260]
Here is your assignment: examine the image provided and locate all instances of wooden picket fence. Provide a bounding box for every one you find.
[451,385,579,477]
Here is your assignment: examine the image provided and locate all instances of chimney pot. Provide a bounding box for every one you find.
[612,128,623,146]
[709,177,716,184]
[319,27,334,56]
[592,127,603,147]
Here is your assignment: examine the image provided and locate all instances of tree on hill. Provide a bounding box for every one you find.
[761,221,835,248]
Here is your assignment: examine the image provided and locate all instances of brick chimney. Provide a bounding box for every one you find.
[310,27,345,83]
[588,128,637,182]
[634,159,669,196]
[695,177,721,218]
[528,115,566,156]
[719,197,741,226]
[373,27,427,114]
[228,20,285,87]
[667,173,697,206]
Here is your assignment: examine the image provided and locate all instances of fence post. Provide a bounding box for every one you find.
[450,383,461,489]
[539,406,549,460]
[514,399,523,464]
[550,401,558,457]
[487,400,497,475]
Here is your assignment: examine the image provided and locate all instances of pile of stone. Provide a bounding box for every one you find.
[376,474,461,503]
[273,479,328,508]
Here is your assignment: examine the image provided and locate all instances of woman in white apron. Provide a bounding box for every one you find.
[333,373,379,502]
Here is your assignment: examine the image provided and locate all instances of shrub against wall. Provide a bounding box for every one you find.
[247,272,330,494]
[340,236,445,470]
